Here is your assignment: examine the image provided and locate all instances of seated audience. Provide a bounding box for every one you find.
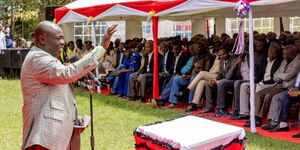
[246,45,300,127]
[166,40,214,109]
[237,41,283,120]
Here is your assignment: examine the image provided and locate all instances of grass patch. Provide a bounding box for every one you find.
[0,80,299,150]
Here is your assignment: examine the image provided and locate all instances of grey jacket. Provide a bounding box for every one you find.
[215,55,241,80]
[274,54,300,88]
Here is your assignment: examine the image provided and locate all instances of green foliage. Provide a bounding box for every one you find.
[0,0,70,39]
[0,79,300,150]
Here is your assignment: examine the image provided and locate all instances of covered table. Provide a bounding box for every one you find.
[134,115,246,150]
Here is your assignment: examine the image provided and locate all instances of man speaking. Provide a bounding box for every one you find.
[20,21,117,150]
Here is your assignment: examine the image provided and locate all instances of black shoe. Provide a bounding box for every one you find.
[261,120,279,130]
[174,92,184,98]
[228,110,239,120]
[244,119,262,127]
[228,114,239,120]
[209,109,227,117]
[236,114,250,120]
[200,109,214,114]
[109,92,117,96]
[185,103,198,112]
[292,132,300,138]
[99,79,108,83]
[269,125,289,132]
[138,97,145,103]
[117,94,124,97]
[244,120,250,127]
[127,96,134,101]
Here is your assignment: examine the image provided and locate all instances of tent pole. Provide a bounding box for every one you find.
[248,7,257,133]
[152,16,159,99]
[91,21,101,94]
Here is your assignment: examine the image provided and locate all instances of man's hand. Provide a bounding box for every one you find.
[182,75,191,80]
[209,80,217,87]
[137,74,142,82]
[115,70,124,76]
[159,73,169,77]
[101,24,118,49]
[233,57,242,68]
[289,87,298,92]
[77,116,86,133]
[288,89,300,98]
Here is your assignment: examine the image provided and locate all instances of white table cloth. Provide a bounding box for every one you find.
[135,115,246,150]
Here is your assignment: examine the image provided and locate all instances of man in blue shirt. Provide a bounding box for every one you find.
[5,36,13,49]
[116,48,141,97]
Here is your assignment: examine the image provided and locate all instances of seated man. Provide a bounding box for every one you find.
[115,48,141,97]
[175,40,222,112]
[238,41,283,120]
[145,41,174,95]
[127,47,146,100]
[101,41,117,74]
[126,40,155,102]
[202,48,239,115]
[152,41,190,107]
[245,45,300,127]
[261,72,300,132]
[266,72,300,136]
[177,51,220,112]
[228,40,268,119]
[166,41,214,108]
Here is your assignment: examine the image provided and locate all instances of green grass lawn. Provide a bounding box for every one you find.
[0,79,299,150]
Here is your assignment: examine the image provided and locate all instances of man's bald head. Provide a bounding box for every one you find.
[34,21,62,44]
[34,21,65,56]
[283,45,298,61]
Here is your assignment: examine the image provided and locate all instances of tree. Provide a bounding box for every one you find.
[1,0,70,40]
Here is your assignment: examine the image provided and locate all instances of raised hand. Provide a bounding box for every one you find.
[101,24,118,49]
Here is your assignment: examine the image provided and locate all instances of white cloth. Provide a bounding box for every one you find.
[163,50,169,73]
[295,73,300,87]
[136,115,246,150]
[147,51,153,72]
[0,31,6,49]
[263,58,275,81]
[240,59,250,80]
[173,51,182,73]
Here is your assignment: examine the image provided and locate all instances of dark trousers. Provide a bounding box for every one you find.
[279,91,300,122]
[216,79,236,109]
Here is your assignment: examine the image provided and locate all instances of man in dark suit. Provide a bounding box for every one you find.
[202,48,239,115]
[136,40,161,102]
[152,42,189,107]
[146,41,174,92]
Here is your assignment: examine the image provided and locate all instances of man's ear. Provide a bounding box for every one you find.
[39,34,46,45]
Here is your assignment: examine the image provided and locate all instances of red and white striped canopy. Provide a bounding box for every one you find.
[54,0,295,24]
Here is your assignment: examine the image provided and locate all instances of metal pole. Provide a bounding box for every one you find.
[248,7,257,133]
[89,81,95,150]
[91,21,101,94]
